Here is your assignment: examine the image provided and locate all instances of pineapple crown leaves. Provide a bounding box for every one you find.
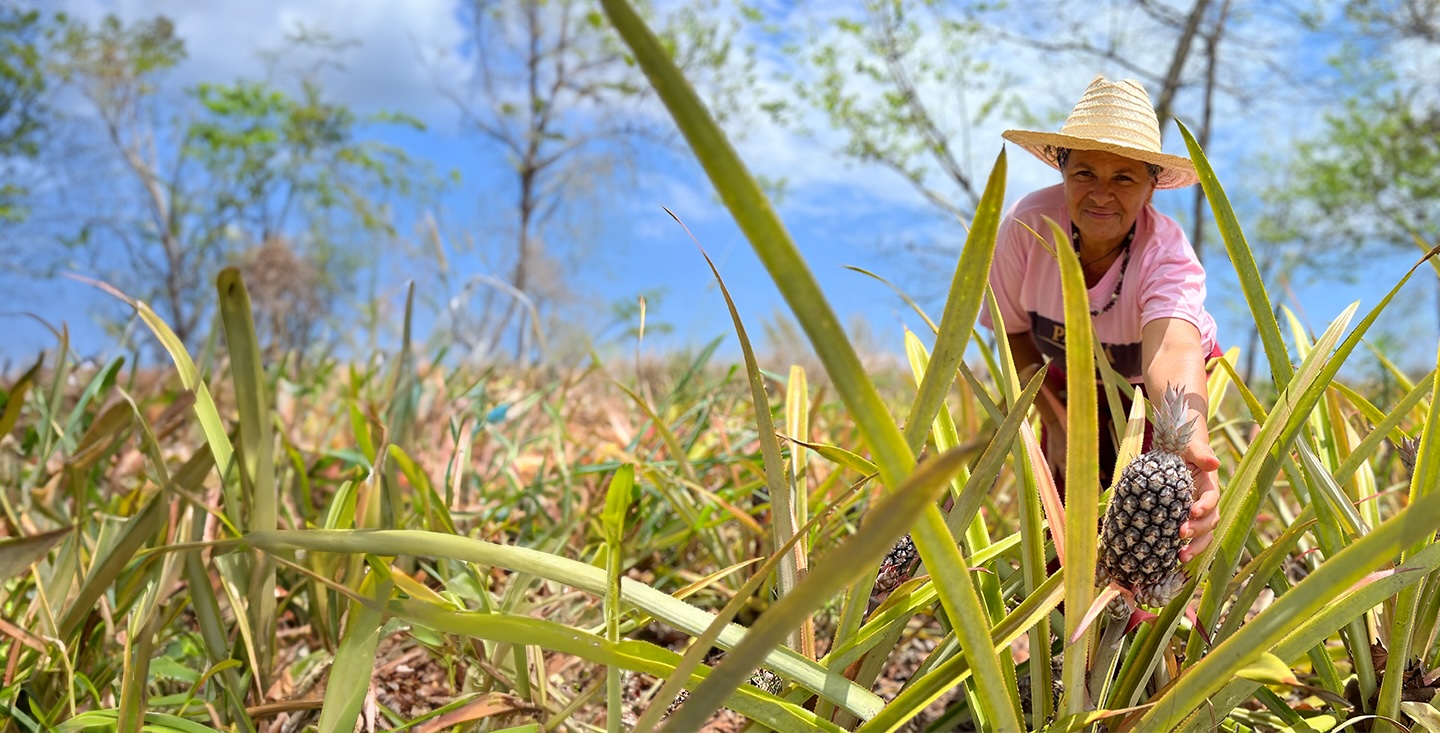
[1395,435,1421,476]
[1151,383,1198,455]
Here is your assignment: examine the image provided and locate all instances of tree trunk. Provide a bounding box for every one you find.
[1188,0,1232,262]
[1153,0,1212,135]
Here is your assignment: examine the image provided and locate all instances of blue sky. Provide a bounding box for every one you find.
[5,0,1436,378]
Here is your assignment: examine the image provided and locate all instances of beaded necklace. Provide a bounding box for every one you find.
[1071,222,1137,317]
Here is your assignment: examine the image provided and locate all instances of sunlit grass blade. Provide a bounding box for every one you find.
[1375,343,1440,731]
[1331,372,1433,484]
[391,599,841,733]
[383,281,418,529]
[1176,541,1440,732]
[35,325,70,467]
[661,437,998,731]
[982,285,1056,726]
[1126,484,1440,730]
[58,711,222,733]
[902,148,1006,456]
[597,7,1014,728]
[1207,347,1239,421]
[636,468,868,733]
[216,268,276,687]
[1179,120,1291,390]
[245,528,884,719]
[601,464,634,733]
[317,568,390,733]
[855,572,1066,733]
[784,364,815,657]
[1048,213,1099,717]
[91,279,241,519]
[1295,442,1369,538]
[782,436,877,476]
[387,445,457,535]
[673,224,800,649]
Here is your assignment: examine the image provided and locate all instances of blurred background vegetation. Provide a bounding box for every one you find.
[4,2,1440,732]
[0,0,1436,377]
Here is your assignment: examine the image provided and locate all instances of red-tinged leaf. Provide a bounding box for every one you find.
[1346,566,1420,595]
[1184,605,1211,646]
[1021,421,1066,565]
[1127,607,1159,635]
[1071,584,1125,644]
[0,616,46,652]
[415,693,543,733]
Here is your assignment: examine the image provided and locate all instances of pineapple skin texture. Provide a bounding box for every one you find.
[1099,449,1194,603]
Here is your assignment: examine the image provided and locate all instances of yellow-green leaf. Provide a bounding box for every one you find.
[1401,702,1440,733]
[1234,651,1299,686]
[1276,716,1337,733]
[601,464,635,544]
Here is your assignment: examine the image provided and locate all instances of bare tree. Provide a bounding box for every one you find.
[443,0,752,364]
[786,1,1017,222]
[1346,0,1440,41]
[976,0,1324,261]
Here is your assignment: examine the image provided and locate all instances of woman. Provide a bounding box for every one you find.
[983,76,1221,561]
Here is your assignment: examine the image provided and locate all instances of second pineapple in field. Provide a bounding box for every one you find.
[1098,384,1197,608]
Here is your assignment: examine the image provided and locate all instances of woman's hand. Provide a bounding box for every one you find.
[1178,439,1221,562]
[1139,317,1219,564]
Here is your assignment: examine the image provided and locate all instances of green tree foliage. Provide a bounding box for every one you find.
[53,15,431,354]
[779,1,1019,222]
[1268,89,1440,257]
[0,2,53,223]
[1260,1,1440,343]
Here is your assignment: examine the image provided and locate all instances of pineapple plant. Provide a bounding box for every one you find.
[1098,384,1197,608]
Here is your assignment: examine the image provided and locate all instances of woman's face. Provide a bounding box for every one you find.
[1062,149,1156,249]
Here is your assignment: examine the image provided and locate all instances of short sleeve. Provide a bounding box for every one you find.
[1137,225,1215,350]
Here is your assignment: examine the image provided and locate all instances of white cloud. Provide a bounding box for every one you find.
[55,0,471,122]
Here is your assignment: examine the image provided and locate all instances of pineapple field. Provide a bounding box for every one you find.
[6,3,1440,733]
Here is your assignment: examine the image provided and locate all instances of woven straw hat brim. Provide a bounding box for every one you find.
[1003,130,1199,189]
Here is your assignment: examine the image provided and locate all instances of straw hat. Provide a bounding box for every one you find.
[1003,76,1199,189]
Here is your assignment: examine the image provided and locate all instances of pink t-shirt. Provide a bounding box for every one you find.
[979,184,1218,383]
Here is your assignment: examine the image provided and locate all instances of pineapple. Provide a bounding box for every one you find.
[1098,384,1197,608]
[872,533,919,597]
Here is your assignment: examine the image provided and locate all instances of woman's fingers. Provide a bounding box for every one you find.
[1179,532,1213,562]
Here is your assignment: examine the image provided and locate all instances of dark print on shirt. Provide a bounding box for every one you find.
[1028,312,1143,379]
